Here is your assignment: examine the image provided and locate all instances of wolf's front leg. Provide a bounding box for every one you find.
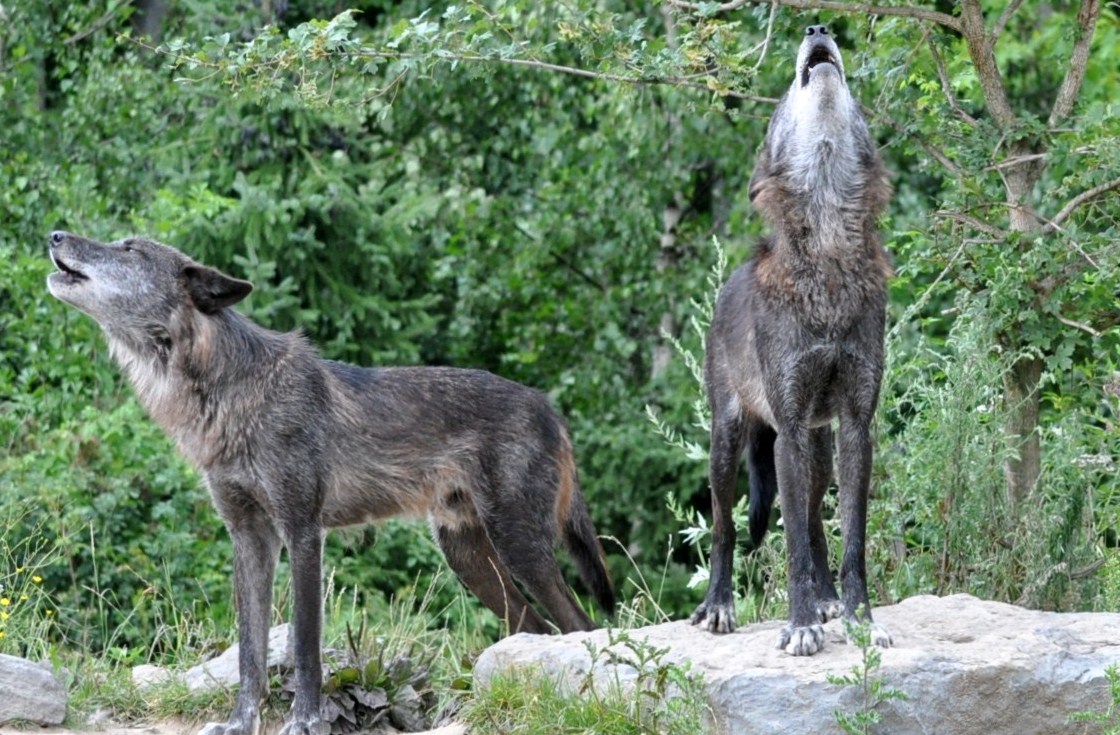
[691,412,745,633]
[837,415,892,650]
[278,525,328,735]
[199,510,282,735]
[773,432,826,656]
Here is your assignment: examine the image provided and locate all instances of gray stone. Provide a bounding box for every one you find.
[0,652,67,725]
[474,594,1120,735]
[181,622,292,692]
[131,663,173,689]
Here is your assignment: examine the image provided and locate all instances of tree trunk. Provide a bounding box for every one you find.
[1002,355,1043,506]
[999,146,1047,504]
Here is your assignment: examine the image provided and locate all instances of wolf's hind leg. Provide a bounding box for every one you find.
[434,520,552,634]
[480,488,597,634]
[505,555,595,634]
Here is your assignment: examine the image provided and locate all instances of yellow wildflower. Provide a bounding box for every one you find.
[19,594,28,602]
[32,575,42,584]
[0,611,8,621]
[0,630,5,640]
[0,597,9,607]
[46,609,54,617]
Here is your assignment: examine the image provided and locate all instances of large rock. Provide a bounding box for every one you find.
[474,594,1120,734]
[182,622,293,692]
[0,652,67,725]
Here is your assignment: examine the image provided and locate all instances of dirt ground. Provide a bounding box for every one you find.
[1,723,193,735]
[1,723,466,735]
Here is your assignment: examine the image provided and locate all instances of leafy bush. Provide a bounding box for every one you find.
[871,294,1116,610]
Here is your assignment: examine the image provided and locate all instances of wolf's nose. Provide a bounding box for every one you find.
[50,231,66,246]
[806,25,829,36]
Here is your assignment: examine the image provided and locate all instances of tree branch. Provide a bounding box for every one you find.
[370,50,771,102]
[984,153,1048,172]
[749,1,780,73]
[666,0,963,33]
[991,0,1024,40]
[1054,313,1102,339]
[1043,175,1120,234]
[873,108,964,179]
[66,0,131,46]
[958,0,1017,129]
[927,36,978,126]
[141,32,785,105]
[935,210,1007,240]
[1048,0,1100,127]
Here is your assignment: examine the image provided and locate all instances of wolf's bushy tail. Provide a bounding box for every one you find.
[747,424,778,549]
[562,483,616,615]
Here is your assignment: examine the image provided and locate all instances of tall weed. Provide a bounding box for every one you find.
[872,295,1113,610]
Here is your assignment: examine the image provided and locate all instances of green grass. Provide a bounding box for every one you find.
[462,629,710,735]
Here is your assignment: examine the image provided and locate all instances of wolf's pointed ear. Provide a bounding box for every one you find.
[183,264,254,314]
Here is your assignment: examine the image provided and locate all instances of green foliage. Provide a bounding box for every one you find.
[871,294,1116,610]
[0,502,59,659]
[463,628,710,734]
[284,621,437,733]
[0,397,232,655]
[827,616,908,735]
[1069,664,1120,735]
[2,0,1118,691]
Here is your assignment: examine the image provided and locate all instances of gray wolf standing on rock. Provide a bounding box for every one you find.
[689,25,893,655]
[46,231,615,735]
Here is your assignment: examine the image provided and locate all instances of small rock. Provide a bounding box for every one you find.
[132,663,173,689]
[0,652,67,725]
[86,706,114,726]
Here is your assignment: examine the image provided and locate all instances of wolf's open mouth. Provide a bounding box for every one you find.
[802,46,839,86]
[50,252,88,282]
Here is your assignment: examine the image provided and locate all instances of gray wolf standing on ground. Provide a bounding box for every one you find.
[47,231,615,735]
[689,25,893,655]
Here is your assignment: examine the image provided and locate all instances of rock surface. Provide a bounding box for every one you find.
[131,623,292,692]
[0,652,67,725]
[474,594,1120,735]
[183,623,293,692]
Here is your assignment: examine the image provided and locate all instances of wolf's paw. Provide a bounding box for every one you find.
[816,599,844,622]
[690,600,737,634]
[198,718,259,735]
[278,716,328,735]
[842,620,893,649]
[868,622,893,648]
[778,624,826,656]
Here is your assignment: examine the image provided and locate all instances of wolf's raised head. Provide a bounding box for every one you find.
[794,25,846,94]
[748,25,888,245]
[47,231,253,334]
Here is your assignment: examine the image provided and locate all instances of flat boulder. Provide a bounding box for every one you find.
[0,652,67,725]
[474,594,1120,734]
